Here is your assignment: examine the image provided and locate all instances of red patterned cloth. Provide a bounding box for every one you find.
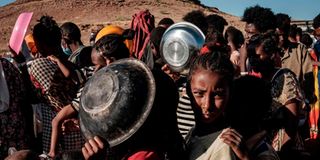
[130,10,155,59]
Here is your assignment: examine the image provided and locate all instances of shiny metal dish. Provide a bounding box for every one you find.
[160,22,205,72]
[79,58,156,147]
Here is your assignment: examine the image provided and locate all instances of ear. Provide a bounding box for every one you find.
[106,57,116,65]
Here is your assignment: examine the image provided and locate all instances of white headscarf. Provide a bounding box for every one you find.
[0,61,10,113]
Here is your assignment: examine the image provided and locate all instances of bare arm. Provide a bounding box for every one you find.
[239,43,248,73]
[47,55,71,78]
[48,104,77,157]
[283,101,299,138]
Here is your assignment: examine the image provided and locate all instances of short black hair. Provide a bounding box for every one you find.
[205,27,226,45]
[183,10,208,35]
[242,5,276,33]
[300,33,313,48]
[158,18,174,27]
[206,14,228,33]
[224,26,244,49]
[275,13,291,35]
[313,13,320,29]
[60,22,82,44]
[289,24,302,39]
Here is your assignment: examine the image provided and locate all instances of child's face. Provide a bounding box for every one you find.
[91,48,106,67]
[190,69,230,124]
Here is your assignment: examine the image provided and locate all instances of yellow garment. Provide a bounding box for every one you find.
[24,34,37,55]
[95,25,132,54]
[95,25,124,42]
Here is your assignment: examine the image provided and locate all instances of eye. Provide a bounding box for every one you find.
[213,89,226,99]
[193,91,204,98]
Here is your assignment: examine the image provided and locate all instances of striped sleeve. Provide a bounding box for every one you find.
[177,94,195,138]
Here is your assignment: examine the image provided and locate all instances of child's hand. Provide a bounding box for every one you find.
[220,128,249,160]
[82,136,108,160]
[161,64,180,82]
[47,55,60,64]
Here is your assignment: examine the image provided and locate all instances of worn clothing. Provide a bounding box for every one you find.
[0,59,30,159]
[309,48,320,139]
[70,66,95,111]
[281,43,314,103]
[68,45,85,65]
[186,129,235,160]
[187,128,279,160]
[40,103,84,153]
[177,93,195,139]
[270,68,305,151]
[28,57,83,153]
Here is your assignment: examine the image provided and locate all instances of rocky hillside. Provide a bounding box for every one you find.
[0,0,244,52]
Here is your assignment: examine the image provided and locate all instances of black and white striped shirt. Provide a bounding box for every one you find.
[177,92,195,138]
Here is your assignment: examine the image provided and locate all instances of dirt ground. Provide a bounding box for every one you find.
[0,0,244,53]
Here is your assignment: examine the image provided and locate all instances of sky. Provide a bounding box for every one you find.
[200,0,319,20]
[0,0,14,7]
[1,0,318,20]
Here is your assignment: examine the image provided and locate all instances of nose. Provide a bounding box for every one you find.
[202,94,214,113]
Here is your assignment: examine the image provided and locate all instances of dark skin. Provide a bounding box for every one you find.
[240,23,260,72]
[189,69,249,160]
[255,44,300,146]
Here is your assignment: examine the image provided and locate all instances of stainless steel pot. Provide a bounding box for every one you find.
[160,22,205,72]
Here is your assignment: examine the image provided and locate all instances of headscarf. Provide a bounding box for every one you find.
[130,10,155,59]
[95,25,133,54]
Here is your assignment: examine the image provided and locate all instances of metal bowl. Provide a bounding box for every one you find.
[160,22,205,72]
[79,58,156,147]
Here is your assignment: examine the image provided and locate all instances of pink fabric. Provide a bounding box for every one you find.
[130,10,155,59]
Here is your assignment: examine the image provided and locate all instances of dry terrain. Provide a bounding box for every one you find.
[0,0,245,53]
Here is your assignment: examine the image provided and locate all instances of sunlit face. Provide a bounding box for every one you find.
[245,23,259,41]
[190,69,230,124]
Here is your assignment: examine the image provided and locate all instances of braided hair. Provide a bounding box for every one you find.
[188,46,234,84]
[33,15,61,56]
[94,34,130,60]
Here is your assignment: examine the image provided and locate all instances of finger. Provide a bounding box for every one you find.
[221,130,241,141]
[93,136,105,149]
[223,138,240,148]
[84,142,94,156]
[221,128,242,139]
[229,128,243,139]
[221,131,242,144]
[161,64,169,71]
[88,139,99,153]
[82,147,90,160]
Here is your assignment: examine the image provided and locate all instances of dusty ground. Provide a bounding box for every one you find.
[0,0,245,53]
